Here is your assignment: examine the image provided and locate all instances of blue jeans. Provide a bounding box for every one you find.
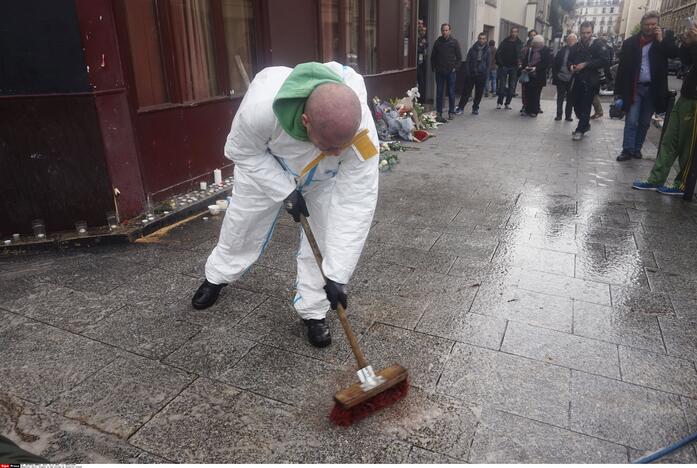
[485,69,497,94]
[496,66,517,105]
[622,83,655,155]
[435,70,457,115]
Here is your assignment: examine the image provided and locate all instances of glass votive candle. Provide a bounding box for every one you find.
[31,219,46,238]
[75,221,88,235]
[106,211,118,230]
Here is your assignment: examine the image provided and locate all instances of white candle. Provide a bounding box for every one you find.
[214,169,222,185]
[12,234,19,240]
[200,181,207,190]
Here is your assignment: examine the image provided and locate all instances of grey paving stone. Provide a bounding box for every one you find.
[365,387,479,461]
[358,322,454,391]
[606,246,657,268]
[492,243,575,277]
[611,286,674,316]
[573,300,665,353]
[399,270,482,299]
[129,378,302,463]
[469,408,628,463]
[351,259,414,294]
[0,318,116,405]
[3,284,125,332]
[83,305,201,360]
[157,215,221,248]
[100,243,206,278]
[407,446,463,463]
[575,249,650,288]
[646,268,697,296]
[255,240,298,272]
[446,255,499,281]
[367,222,442,250]
[106,267,201,307]
[370,245,456,274]
[221,344,344,408]
[416,303,506,350]
[669,294,697,322]
[430,233,499,260]
[570,370,689,450]
[619,346,697,399]
[348,290,430,330]
[501,321,620,378]
[658,316,697,362]
[164,327,256,380]
[437,343,571,427]
[42,255,153,295]
[683,397,697,432]
[49,355,195,438]
[234,264,296,299]
[518,270,612,305]
[0,393,165,463]
[470,286,573,332]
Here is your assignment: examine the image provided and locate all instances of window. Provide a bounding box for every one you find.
[320,0,341,62]
[122,0,255,109]
[364,0,377,74]
[402,0,412,68]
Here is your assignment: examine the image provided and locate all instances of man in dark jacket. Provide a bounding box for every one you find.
[431,23,462,122]
[496,27,524,109]
[569,21,612,140]
[553,33,578,121]
[615,11,679,161]
[632,24,697,195]
[456,33,491,115]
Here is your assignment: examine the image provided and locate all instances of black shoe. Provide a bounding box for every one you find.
[448,113,454,120]
[436,114,448,123]
[191,280,227,309]
[538,109,544,114]
[555,115,562,121]
[565,117,573,122]
[634,151,643,159]
[616,151,634,162]
[304,318,331,348]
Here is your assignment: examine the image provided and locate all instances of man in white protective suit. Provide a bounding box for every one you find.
[191,62,379,348]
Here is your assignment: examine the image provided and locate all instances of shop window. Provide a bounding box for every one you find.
[221,0,255,95]
[123,0,169,107]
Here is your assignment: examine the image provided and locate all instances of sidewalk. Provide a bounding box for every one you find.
[1,96,696,463]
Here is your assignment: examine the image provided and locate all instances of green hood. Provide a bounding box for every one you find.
[272,62,343,141]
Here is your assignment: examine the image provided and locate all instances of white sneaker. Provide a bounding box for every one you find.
[496,104,502,109]
[572,132,583,141]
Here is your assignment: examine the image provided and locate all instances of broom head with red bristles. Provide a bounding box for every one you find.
[329,364,409,426]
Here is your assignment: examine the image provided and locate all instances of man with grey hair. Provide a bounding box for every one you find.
[191,62,379,348]
[615,11,678,161]
[553,33,577,121]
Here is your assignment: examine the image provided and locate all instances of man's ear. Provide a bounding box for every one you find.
[301,113,310,128]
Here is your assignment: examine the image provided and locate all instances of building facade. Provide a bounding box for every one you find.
[619,0,663,37]
[573,0,622,35]
[0,0,417,236]
[660,0,696,35]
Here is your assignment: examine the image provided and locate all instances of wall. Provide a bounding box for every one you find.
[500,0,527,25]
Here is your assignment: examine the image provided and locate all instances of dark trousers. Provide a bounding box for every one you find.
[523,82,543,115]
[497,66,518,105]
[556,81,573,119]
[458,73,486,110]
[417,62,427,104]
[572,78,596,133]
[435,70,457,115]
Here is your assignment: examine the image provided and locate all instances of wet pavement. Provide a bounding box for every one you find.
[2,95,697,463]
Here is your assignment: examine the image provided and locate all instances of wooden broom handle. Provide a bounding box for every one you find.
[299,215,369,369]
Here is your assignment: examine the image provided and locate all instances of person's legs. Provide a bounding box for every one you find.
[634,86,656,155]
[435,72,445,115]
[574,80,593,133]
[457,75,475,109]
[564,82,574,120]
[505,67,516,106]
[205,171,283,285]
[646,97,689,185]
[672,98,697,189]
[447,70,457,115]
[490,69,497,94]
[622,91,643,154]
[472,74,485,110]
[527,84,542,116]
[556,83,566,118]
[484,70,490,97]
[417,63,426,104]
[592,94,603,117]
[497,66,506,105]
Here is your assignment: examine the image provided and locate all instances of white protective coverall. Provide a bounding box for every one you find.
[205,62,380,320]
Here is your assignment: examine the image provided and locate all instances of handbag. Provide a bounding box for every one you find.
[519,69,530,83]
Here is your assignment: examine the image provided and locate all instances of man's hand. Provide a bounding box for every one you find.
[324,279,348,310]
[654,26,663,42]
[283,190,309,222]
[572,62,587,72]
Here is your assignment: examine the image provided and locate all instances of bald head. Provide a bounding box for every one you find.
[302,83,362,155]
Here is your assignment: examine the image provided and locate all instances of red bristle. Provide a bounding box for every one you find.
[329,379,409,427]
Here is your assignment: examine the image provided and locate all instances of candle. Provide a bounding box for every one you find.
[12,234,19,240]
[214,169,222,185]
[4,240,11,244]
[200,181,207,190]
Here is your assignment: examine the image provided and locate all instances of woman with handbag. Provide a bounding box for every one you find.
[521,35,552,117]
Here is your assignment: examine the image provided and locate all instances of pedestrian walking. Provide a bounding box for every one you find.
[615,11,679,161]
[192,62,379,348]
[485,40,497,97]
[553,33,577,121]
[568,21,612,141]
[431,23,462,122]
[520,35,551,117]
[520,30,539,114]
[496,27,523,110]
[417,19,428,104]
[456,33,491,115]
[632,23,697,196]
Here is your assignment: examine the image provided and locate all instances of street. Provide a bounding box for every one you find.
[2,93,697,463]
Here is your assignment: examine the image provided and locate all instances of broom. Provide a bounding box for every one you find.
[298,215,409,426]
